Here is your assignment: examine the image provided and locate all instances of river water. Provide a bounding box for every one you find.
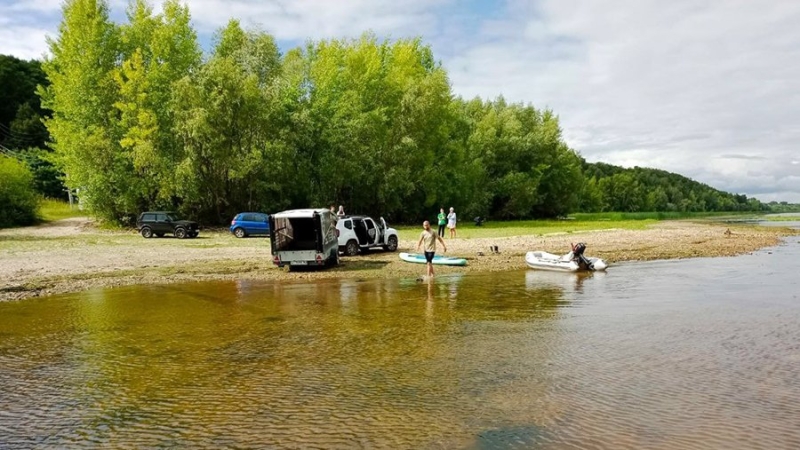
[1,228,799,448]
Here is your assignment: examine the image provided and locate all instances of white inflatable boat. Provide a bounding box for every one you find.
[525,243,607,272]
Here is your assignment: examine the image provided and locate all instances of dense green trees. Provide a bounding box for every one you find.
[4,0,766,225]
[171,22,280,222]
[457,98,582,219]
[280,35,465,222]
[0,55,48,148]
[0,55,65,199]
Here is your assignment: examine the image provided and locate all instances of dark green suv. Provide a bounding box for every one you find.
[136,211,199,239]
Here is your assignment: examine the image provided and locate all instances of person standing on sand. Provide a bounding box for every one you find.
[416,220,447,278]
[437,207,446,238]
[447,207,457,238]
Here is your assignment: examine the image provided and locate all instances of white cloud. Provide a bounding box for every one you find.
[0,1,59,59]
[445,0,800,202]
[179,0,450,38]
[2,0,63,14]
[0,24,51,60]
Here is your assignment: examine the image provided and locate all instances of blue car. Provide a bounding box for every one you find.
[230,212,270,238]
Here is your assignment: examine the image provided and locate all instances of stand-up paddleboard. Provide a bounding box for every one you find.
[399,252,468,266]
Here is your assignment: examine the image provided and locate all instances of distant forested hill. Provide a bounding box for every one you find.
[578,161,766,213]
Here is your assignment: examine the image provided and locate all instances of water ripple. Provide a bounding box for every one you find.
[2,253,800,449]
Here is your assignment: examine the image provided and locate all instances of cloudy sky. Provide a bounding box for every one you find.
[2,0,798,202]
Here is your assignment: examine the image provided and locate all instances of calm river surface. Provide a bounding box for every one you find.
[2,238,800,449]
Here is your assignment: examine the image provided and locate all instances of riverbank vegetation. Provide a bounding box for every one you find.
[1,0,775,228]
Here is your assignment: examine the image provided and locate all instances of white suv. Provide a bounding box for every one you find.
[336,216,399,256]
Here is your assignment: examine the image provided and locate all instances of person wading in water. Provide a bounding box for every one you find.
[416,220,447,278]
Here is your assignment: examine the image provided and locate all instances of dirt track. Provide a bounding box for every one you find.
[1,218,796,301]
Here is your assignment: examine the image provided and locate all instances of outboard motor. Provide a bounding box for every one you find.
[474,216,485,226]
[572,242,594,270]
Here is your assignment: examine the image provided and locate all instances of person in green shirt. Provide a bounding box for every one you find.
[437,207,446,238]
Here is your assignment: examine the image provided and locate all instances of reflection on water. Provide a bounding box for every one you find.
[1,240,800,449]
[525,269,607,295]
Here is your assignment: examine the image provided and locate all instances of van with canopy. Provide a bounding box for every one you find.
[269,208,339,269]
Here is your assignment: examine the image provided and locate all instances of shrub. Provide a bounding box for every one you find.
[0,155,38,227]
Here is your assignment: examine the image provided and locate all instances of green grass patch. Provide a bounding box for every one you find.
[38,199,85,222]
[396,218,655,240]
[759,214,800,222]
[394,211,775,241]
[569,211,758,221]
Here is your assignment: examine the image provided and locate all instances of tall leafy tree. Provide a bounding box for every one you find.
[461,98,583,219]
[114,0,202,208]
[286,35,459,220]
[39,0,127,219]
[171,21,281,222]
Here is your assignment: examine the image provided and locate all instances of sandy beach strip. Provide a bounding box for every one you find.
[1,218,797,301]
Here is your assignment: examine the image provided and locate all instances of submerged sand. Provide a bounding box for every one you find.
[1,218,796,301]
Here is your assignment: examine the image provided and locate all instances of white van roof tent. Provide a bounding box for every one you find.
[272,208,329,219]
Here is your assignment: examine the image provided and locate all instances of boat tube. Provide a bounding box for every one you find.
[525,242,607,272]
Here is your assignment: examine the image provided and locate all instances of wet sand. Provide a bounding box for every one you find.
[1,218,796,301]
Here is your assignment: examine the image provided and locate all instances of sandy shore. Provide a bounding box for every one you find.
[1,218,797,301]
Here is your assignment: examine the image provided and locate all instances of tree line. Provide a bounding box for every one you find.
[1,0,770,227]
[579,162,769,213]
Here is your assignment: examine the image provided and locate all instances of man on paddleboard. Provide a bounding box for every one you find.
[417,220,447,278]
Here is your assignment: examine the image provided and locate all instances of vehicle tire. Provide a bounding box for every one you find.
[345,240,359,256]
[141,227,153,238]
[384,235,398,252]
[234,227,246,238]
[174,228,187,239]
[155,232,164,238]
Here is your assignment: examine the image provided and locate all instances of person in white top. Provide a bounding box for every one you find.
[446,207,457,238]
[337,205,346,217]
